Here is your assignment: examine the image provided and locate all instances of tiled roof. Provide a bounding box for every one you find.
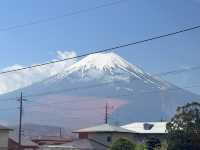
[74,124,134,133]
[121,122,167,134]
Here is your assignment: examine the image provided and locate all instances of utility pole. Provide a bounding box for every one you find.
[18,92,26,149]
[105,102,108,124]
[104,102,114,124]
[59,127,62,137]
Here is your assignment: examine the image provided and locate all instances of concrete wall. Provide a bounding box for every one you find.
[0,130,9,150]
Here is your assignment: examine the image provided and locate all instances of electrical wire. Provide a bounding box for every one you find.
[0,25,200,75]
[1,64,200,102]
[0,0,127,32]
[24,83,200,107]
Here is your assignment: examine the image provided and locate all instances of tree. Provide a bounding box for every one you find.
[167,102,200,150]
[110,138,136,150]
[146,137,161,150]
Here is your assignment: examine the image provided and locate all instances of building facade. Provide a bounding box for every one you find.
[0,125,12,150]
[73,122,167,150]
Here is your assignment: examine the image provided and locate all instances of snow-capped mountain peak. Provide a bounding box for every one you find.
[0,52,198,129]
[59,52,145,77]
[45,52,164,86]
[67,52,143,73]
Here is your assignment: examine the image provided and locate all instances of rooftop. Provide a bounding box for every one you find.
[9,135,38,147]
[121,122,167,134]
[74,124,134,133]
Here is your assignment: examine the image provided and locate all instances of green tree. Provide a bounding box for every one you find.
[146,138,161,150]
[167,102,200,150]
[136,143,147,150]
[110,138,136,150]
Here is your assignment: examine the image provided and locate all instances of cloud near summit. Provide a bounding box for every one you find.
[0,51,77,95]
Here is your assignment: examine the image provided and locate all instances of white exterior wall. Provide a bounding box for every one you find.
[0,130,9,150]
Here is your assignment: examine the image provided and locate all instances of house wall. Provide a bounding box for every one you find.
[88,132,135,150]
[86,132,167,150]
[0,130,9,150]
[79,133,88,139]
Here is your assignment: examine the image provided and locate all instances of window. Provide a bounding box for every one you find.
[107,136,112,142]
[143,123,154,130]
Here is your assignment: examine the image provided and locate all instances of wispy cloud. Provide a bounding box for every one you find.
[0,51,77,94]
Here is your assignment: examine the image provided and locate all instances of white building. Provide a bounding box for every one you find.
[71,122,167,150]
[121,122,167,144]
[121,122,167,134]
[41,122,168,150]
[0,124,12,150]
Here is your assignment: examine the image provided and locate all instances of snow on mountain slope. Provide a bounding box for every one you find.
[42,52,170,90]
[65,52,144,75]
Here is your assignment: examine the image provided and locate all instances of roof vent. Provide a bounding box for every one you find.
[143,123,154,130]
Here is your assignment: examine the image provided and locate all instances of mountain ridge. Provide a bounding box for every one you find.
[0,52,199,129]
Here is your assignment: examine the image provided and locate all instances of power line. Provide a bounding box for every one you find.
[1,57,200,102]
[154,66,200,77]
[0,0,127,32]
[109,84,200,99]
[24,83,200,108]
[0,24,200,75]
[22,65,200,99]
[24,81,119,98]
[0,64,200,102]
[26,99,106,111]
[21,84,200,125]
[0,84,200,122]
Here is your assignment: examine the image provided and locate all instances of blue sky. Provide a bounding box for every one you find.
[0,0,200,93]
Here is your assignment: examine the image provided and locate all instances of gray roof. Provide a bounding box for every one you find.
[10,135,38,146]
[62,139,94,149]
[74,124,134,133]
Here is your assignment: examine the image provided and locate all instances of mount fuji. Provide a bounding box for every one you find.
[0,52,199,129]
